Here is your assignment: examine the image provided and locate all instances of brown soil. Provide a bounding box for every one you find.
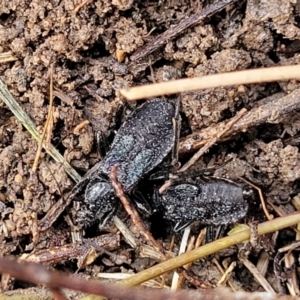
[1,0,300,297]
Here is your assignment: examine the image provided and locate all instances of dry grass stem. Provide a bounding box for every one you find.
[120,65,300,101]
[292,194,300,211]
[256,251,270,277]
[284,252,299,296]
[97,273,166,289]
[278,241,300,253]
[267,202,300,237]
[239,255,276,294]
[112,216,138,249]
[139,245,171,261]
[32,67,54,172]
[178,108,247,173]
[216,261,236,287]
[116,212,300,287]
[179,89,300,154]
[176,235,196,289]
[212,258,236,291]
[169,235,176,252]
[171,226,191,290]
[195,228,206,248]
[110,165,166,255]
[0,52,18,63]
[291,195,300,240]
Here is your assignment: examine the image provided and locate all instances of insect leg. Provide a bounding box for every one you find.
[98,206,118,229]
[95,131,109,160]
[131,188,152,216]
[205,225,227,243]
[173,220,193,232]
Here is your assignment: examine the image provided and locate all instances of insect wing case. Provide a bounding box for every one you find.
[160,178,249,225]
[99,98,177,191]
[71,98,177,228]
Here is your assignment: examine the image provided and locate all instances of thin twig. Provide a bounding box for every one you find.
[239,177,273,221]
[239,255,276,294]
[179,89,300,154]
[216,261,236,287]
[178,108,247,173]
[1,257,298,300]
[176,234,196,289]
[0,52,18,63]
[19,234,119,267]
[109,165,166,255]
[212,258,236,291]
[171,226,191,290]
[38,194,73,232]
[32,66,54,172]
[120,65,300,101]
[130,0,238,61]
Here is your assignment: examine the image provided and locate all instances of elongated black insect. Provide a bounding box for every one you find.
[155,177,249,231]
[71,98,177,228]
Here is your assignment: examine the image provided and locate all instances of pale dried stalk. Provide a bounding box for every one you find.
[120,65,300,101]
[284,252,299,296]
[171,226,191,290]
[256,251,270,277]
[239,256,276,294]
[113,216,137,249]
[212,258,236,291]
[176,235,196,289]
[178,108,246,173]
[0,52,17,63]
[97,273,166,289]
[32,66,54,172]
[217,261,236,287]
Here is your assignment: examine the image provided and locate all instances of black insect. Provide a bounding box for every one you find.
[155,177,250,231]
[70,98,178,228]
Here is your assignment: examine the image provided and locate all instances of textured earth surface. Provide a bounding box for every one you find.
[1,0,300,297]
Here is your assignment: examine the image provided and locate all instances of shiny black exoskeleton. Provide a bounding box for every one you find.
[70,98,177,228]
[155,177,249,231]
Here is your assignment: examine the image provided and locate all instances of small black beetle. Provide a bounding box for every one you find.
[155,177,249,231]
[71,98,177,227]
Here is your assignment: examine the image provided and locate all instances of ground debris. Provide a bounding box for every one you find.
[20,234,120,268]
[2,0,300,296]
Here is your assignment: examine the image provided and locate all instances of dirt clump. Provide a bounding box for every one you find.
[1,0,300,296]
